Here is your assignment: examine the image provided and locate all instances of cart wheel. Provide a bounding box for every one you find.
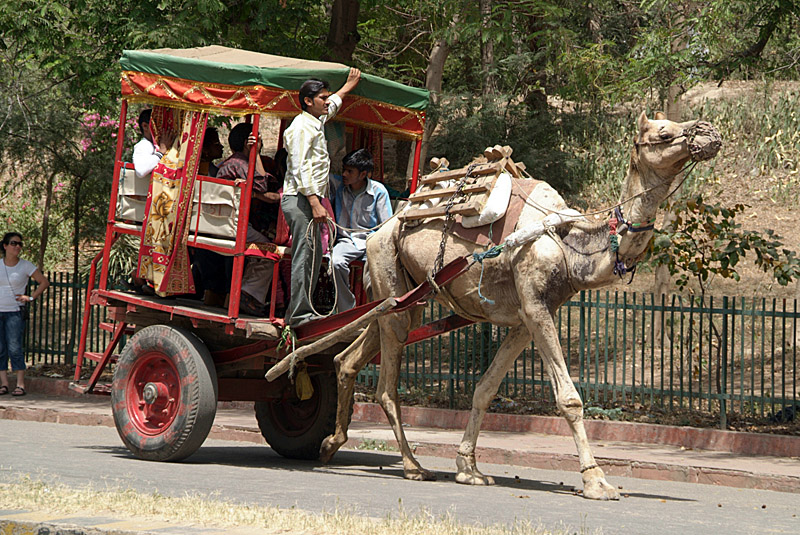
[255,371,337,460]
[112,325,217,461]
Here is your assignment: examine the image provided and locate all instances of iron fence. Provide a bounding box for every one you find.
[23,271,113,370]
[22,274,799,424]
[358,291,799,424]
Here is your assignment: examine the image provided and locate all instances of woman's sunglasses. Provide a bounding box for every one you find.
[7,241,23,247]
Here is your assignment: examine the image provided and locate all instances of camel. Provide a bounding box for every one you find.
[313,112,721,500]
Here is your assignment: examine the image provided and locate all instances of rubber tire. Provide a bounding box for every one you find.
[111,325,218,461]
[255,371,337,460]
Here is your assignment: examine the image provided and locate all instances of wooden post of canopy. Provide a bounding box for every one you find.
[100,100,129,291]
[277,118,288,151]
[410,138,422,194]
[228,114,260,320]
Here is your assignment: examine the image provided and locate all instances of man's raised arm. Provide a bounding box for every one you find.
[334,68,361,101]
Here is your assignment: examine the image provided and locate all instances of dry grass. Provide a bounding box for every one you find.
[0,476,587,535]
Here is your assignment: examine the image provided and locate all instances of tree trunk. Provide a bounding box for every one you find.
[795,281,800,347]
[65,175,85,363]
[654,15,687,344]
[479,0,496,96]
[323,0,360,63]
[38,171,55,270]
[408,14,460,179]
[587,2,602,44]
[412,35,452,178]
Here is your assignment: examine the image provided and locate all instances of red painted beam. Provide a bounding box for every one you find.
[211,340,276,365]
[217,377,288,401]
[393,255,472,312]
[406,314,475,345]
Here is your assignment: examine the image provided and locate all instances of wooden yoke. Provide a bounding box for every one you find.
[399,145,526,222]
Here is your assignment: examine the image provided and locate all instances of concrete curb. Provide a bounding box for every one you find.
[0,405,114,427]
[353,403,800,458]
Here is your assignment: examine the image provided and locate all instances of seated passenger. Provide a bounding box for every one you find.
[330,149,392,313]
[191,127,230,305]
[132,109,172,179]
[198,127,223,178]
[128,108,173,295]
[217,122,280,316]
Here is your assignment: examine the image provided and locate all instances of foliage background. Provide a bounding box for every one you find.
[2,0,800,295]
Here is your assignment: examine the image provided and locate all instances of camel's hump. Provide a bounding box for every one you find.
[517,180,574,223]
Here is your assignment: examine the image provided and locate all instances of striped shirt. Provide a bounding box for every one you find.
[283,93,343,198]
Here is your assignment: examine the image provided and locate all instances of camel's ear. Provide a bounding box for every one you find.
[637,111,649,132]
[654,111,666,120]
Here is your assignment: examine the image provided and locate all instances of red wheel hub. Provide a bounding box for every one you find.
[126,351,181,435]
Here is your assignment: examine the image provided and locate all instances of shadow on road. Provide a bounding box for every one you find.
[80,444,693,502]
[80,444,402,471]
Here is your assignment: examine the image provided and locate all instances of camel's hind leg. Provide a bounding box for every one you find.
[525,304,619,500]
[374,307,434,480]
[455,325,532,485]
[320,323,382,464]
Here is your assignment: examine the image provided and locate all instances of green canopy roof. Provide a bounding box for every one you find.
[120,46,429,112]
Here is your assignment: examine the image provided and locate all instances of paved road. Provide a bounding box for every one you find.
[1,420,797,535]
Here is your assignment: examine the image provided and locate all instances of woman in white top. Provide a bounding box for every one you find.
[0,232,49,396]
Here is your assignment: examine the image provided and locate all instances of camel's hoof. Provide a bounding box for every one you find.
[404,466,437,481]
[455,470,495,485]
[319,435,340,465]
[582,470,620,501]
[455,453,495,485]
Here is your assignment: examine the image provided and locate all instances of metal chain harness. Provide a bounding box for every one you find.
[431,162,479,279]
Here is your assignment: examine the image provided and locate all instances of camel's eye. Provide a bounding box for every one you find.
[659,130,672,140]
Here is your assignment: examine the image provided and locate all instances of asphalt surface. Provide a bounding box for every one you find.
[1,380,799,534]
[1,419,799,535]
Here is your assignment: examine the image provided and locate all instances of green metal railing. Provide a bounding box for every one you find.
[23,271,113,369]
[22,274,798,423]
[358,290,799,423]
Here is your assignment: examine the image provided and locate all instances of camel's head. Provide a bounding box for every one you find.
[635,111,721,176]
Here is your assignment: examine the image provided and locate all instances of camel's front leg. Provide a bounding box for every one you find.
[375,309,436,481]
[526,306,619,500]
[456,325,532,485]
[320,323,381,464]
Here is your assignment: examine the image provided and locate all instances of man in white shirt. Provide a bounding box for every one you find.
[282,68,361,327]
[132,109,173,179]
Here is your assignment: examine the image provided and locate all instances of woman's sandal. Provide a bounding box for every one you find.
[11,386,25,396]
[0,385,8,395]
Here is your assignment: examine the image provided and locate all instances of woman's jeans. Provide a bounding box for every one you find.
[0,311,25,371]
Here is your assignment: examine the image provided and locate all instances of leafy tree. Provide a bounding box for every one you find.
[648,195,800,295]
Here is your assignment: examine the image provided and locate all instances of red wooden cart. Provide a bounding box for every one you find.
[73,46,475,462]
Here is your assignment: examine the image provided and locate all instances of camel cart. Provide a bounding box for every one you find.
[72,46,488,463]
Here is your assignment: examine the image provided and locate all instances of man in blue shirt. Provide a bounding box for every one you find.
[330,149,393,313]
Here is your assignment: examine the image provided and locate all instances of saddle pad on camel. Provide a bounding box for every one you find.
[451,178,542,247]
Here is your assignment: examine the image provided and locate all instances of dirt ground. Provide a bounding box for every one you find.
[600,81,800,300]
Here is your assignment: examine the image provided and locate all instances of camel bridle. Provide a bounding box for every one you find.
[633,120,700,148]
[609,121,721,281]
